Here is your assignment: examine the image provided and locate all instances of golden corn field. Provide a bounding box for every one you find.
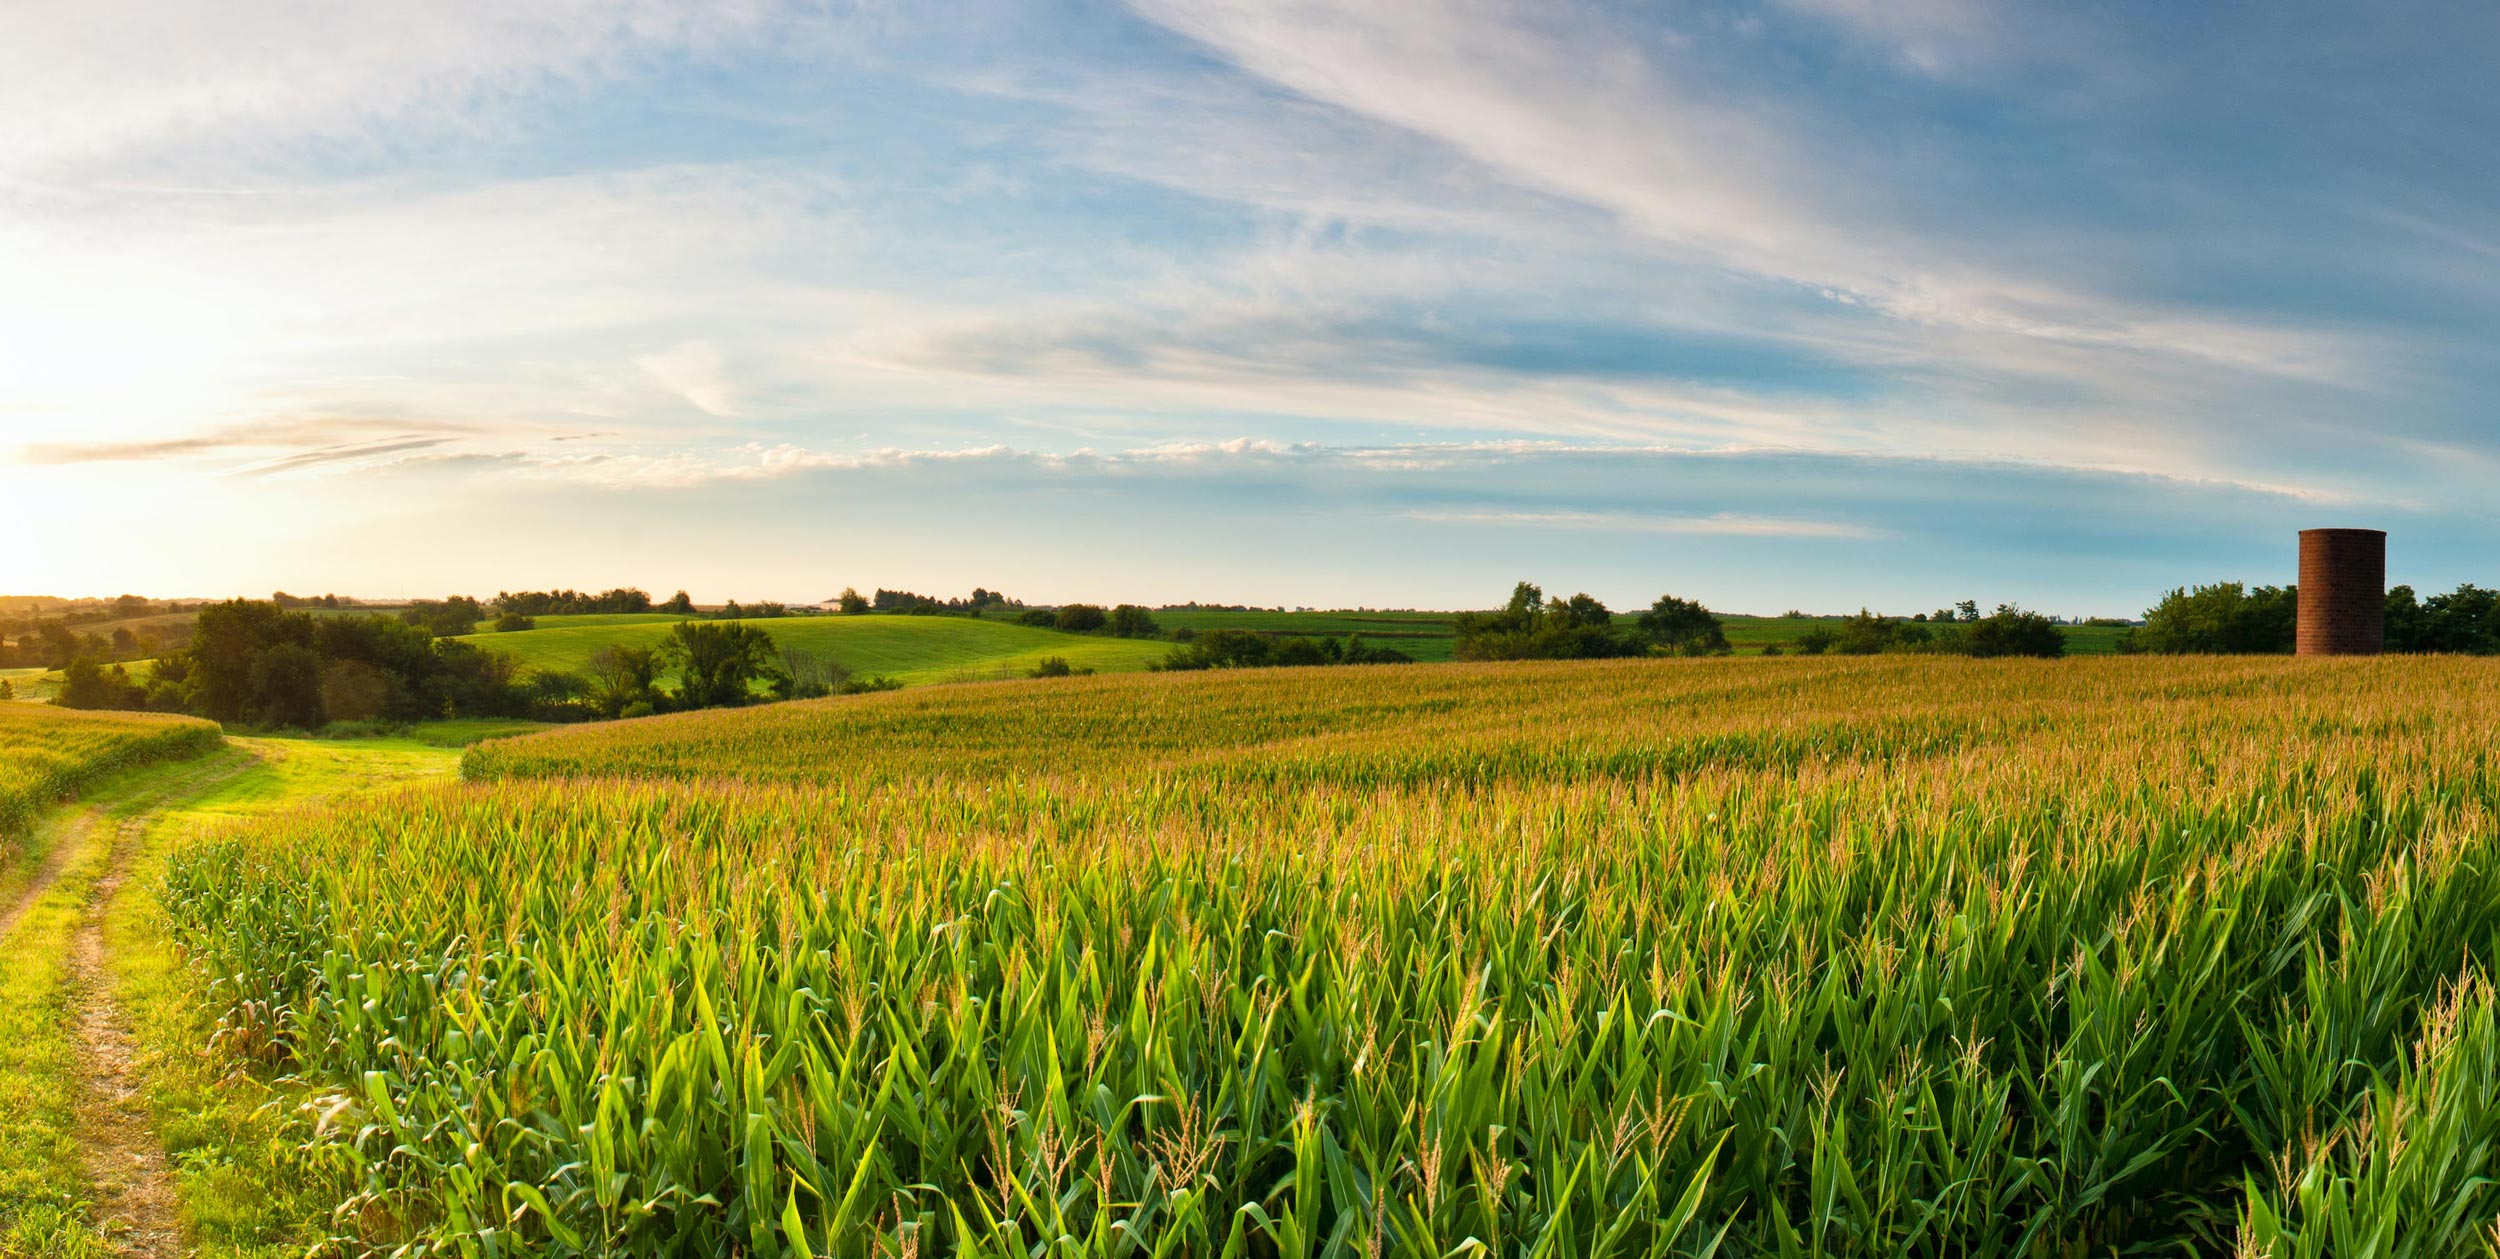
[157,656,2500,1256]
[0,704,221,837]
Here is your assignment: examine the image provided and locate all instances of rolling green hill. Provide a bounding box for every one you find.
[451,615,1174,687]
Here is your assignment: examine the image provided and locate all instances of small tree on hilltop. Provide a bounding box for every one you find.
[836,587,869,616]
[1637,594,1729,656]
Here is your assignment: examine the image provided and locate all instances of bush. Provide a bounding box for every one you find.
[1055,604,1109,633]
[1793,628,1835,655]
[1962,606,2066,658]
[494,613,537,633]
[1452,583,1640,661]
[1108,605,1160,638]
[1015,609,1058,628]
[1156,631,1412,672]
[2129,583,2297,654]
[1028,657,1075,678]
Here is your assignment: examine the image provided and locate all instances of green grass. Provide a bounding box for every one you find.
[0,669,54,703]
[465,612,691,634]
[451,614,1174,687]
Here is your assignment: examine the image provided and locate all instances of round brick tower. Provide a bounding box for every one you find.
[2296,528,2385,656]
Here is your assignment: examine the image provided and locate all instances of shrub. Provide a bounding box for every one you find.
[1452,582,1640,661]
[1015,609,1057,628]
[2130,583,2297,654]
[494,613,537,633]
[1055,604,1109,633]
[1963,606,2066,658]
[1108,605,1160,638]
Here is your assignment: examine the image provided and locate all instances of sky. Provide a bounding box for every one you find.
[4,0,2496,615]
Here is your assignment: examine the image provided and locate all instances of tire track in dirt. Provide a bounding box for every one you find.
[0,808,98,943]
[68,812,186,1258]
[55,749,257,1257]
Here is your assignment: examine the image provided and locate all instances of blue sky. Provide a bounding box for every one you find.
[4,0,2495,615]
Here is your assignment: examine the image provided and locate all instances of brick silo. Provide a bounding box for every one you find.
[2296,528,2385,656]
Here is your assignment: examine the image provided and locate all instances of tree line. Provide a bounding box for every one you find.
[2125,581,2500,653]
[1446,583,2068,660]
[49,599,899,728]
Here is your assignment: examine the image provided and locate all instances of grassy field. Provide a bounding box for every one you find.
[451,614,1174,687]
[133,654,2500,1256]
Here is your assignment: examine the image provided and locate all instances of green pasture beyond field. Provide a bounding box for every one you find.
[452,614,1173,686]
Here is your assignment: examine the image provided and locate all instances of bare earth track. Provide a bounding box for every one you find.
[0,810,96,942]
[69,813,184,1258]
[0,752,256,1257]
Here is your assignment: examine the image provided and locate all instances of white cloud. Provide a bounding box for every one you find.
[1121,0,2357,385]
[0,0,800,177]
[639,341,745,418]
[1407,509,1879,539]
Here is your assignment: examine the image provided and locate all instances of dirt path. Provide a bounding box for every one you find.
[68,811,186,1258]
[0,808,98,941]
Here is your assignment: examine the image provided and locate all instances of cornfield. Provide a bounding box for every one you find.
[0,704,221,837]
[162,656,2500,1256]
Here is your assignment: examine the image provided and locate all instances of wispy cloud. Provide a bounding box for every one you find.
[21,417,470,465]
[1407,509,1878,539]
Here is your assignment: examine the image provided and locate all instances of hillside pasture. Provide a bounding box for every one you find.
[450,614,1173,689]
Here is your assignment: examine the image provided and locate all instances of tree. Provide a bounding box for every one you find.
[1452,582,1639,661]
[190,599,316,722]
[37,620,82,667]
[1055,604,1109,633]
[1028,656,1076,678]
[1015,609,1057,628]
[2128,583,2298,654]
[836,587,868,615]
[320,659,394,722]
[586,644,667,719]
[663,590,697,616]
[56,658,144,710]
[2386,584,2500,654]
[664,621,781,709]
[494,613,537,633]
[401,596,486,638]
[1108,605,1161,638]
[1833,611,1892,655]
[1636,594,1728,655]
[1962,605,2066,658]
[772,647,849,700]
[248,643,328,728]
